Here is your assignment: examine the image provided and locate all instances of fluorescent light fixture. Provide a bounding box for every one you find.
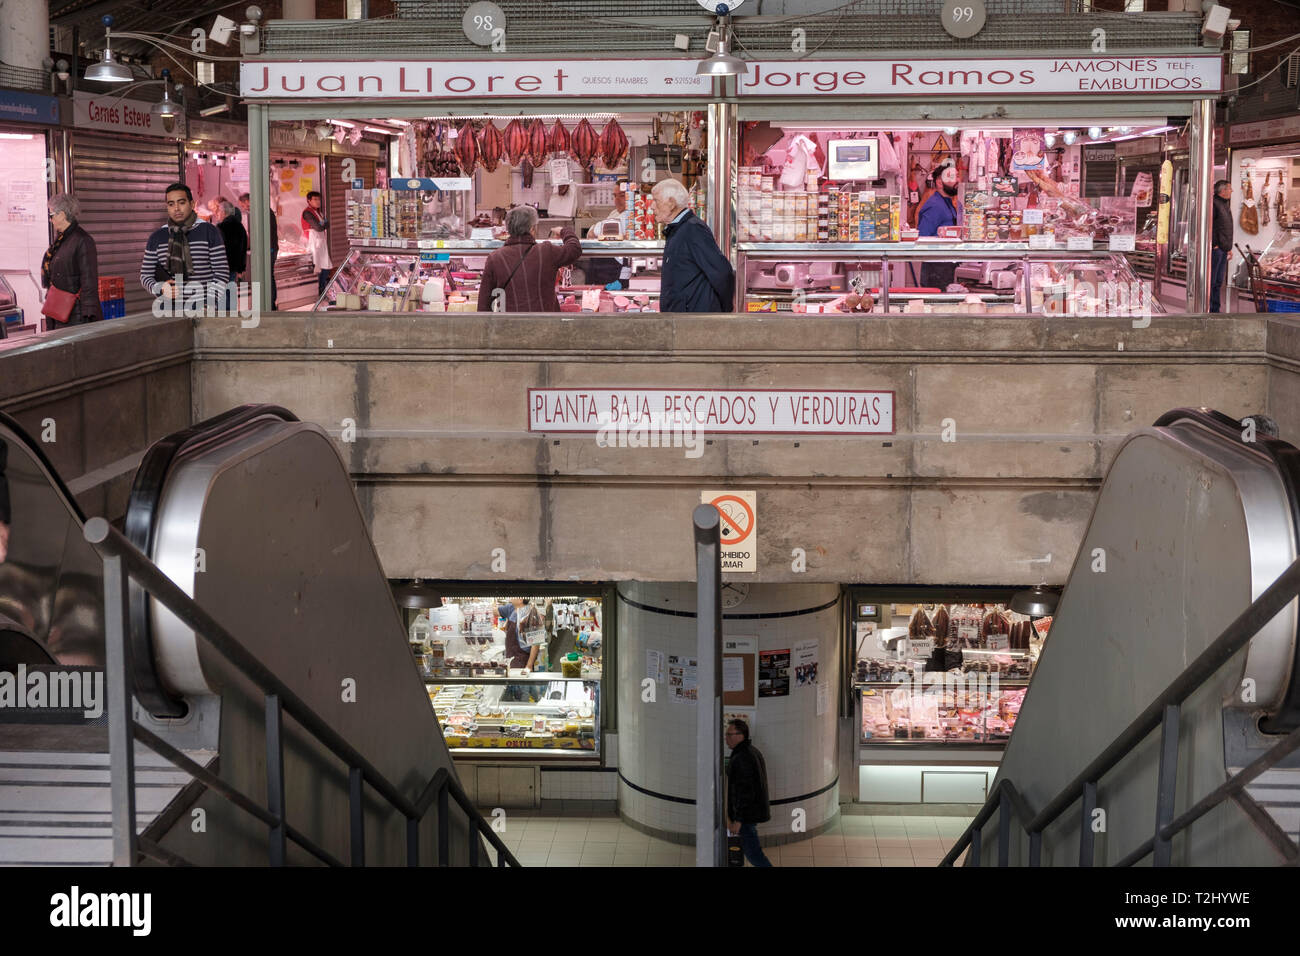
[328,119,357,128]
[363,126,402,135]
[200,103,230,117]
[0,133,35,140]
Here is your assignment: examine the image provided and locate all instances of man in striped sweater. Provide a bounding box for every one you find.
[140,182,228,308]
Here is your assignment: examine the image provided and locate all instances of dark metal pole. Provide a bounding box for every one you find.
[997,789,1011,866]
[266,694,287,866]
[1152,704,1181,866]
[694,504,724,868]
[103,553,138,867]
[349,766,365,866]
[1079,780,1097,866]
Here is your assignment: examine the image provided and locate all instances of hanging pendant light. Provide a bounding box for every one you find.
[85,16,133,83]
[150,69,179,120]
[696,20,747,76]
[1009,585,1060,618]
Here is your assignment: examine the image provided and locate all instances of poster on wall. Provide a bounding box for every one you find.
[1010,129,1047,171]
[722,636,757,707]
[668,655,698,704]
[646,649,664,684]
[793,639,819,687]
[758,649,790,698]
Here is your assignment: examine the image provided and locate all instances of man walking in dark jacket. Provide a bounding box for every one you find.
[725,719,773,866]
[1211,179,1233,314]
[653,179,734,312]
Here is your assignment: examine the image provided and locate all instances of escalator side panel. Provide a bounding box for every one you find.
[986,428,1294,866]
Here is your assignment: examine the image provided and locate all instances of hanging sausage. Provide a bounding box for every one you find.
[598,119,629,168]
[478,121,504,173]
[570,118,599,168]
[501,119,528,166]
[453,120,479,175]
[526,118,549,167]
[547,119,570,156]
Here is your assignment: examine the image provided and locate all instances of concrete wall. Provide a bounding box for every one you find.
[0,316,193,522]
[191,313,1270,586]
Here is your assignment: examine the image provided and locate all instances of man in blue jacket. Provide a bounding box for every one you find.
[917,162,961,292]
[653,179,734,312]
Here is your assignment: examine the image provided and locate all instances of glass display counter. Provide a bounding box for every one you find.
[427,675,600,756]
[318,240,666,313]
[737,243,1161,318]
[1258,226,1300,304]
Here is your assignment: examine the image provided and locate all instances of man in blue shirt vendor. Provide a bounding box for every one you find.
[917,162,961,292]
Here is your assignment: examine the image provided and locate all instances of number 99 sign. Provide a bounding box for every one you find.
[941,0,985,38]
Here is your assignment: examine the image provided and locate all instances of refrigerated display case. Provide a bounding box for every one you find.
[428,676,600,755]
[1257,226,1300,304]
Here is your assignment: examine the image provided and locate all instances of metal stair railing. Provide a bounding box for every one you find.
[82,517,519,868]
[941,554,1300,868]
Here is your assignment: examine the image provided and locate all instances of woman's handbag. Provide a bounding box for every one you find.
[41,287,78,324]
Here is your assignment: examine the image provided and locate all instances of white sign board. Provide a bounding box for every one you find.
[737,55,1222,96]
[702,490,757,573]
[73,92,184,138]
[529,388,894,434]
[241,59,713,99]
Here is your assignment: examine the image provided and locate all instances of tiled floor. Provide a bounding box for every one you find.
[487,807,970,867]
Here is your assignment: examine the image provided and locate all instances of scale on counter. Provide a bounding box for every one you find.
[749,261,842,291]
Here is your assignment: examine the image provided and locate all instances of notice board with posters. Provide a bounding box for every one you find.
[723,636,757,707]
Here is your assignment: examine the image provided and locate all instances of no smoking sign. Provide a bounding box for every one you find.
[701,490,757,573]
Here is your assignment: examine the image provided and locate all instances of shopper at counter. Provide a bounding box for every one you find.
[240,192,279,310]
[917,162,961,291]
[41,193,102,329]
[476,205,581,312]
[139,183,228,303]
[725,719,773,867]
[654,179,734,312]
[1212,179,1233,314]
[216,200,248,311]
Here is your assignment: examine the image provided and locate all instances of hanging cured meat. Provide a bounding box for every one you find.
[453,120,479,174]
[501,119,528,166]
[598,119,629,169]
[526,118,548,167]
[546,118,570,156]
[478,121,504,173]
[521,157,535,189]
[570,118,599,168]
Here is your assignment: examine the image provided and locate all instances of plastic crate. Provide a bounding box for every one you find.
[1266,300,1300,313]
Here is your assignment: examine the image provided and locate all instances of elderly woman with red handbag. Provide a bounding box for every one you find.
[41,193,103,331]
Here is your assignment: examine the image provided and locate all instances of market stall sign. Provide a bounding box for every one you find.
[391,177,472,191]
[1229,114,1300,147]
[737,55,1222,96]
[0,90,58,125]
[528,388,895,435]
[241,60,713,99]
[73,91,183,139]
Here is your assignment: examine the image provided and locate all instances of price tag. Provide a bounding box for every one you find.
[1066,236,1094,251]
[1023,209,1044,224]
[1108,234,1136,252]
[1028,234,1055,250]
[941,0,986,38]
[550,158,572,186]
[988,633,1010,651]
[909,639,935,657]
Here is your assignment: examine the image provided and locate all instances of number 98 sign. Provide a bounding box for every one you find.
[941,0,985,39]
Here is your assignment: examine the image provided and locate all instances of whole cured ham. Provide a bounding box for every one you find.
[526,118,548,167]
[521,157,534,189]
[478,121,504,173]
[501,119,528,166]
[570,118,599,168]
[598,119,629,168]
[453,120,479,174]
[546,119,570,156]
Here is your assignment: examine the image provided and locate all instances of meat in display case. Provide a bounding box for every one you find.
[1258,227,1300,302]
[855,602,1049,747]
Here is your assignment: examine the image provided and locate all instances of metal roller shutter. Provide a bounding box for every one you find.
[324,155,375,270]
[71,133,182,316]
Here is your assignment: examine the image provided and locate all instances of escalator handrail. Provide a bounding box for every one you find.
[0,410,90,524]
[124,404,300,717]
[1154,407,1300,732]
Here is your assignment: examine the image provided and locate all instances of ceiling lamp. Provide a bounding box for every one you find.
[1044,132,1057,147]
[1062,130,1077,145]
[151,70,179,119]
[85,16,133,83]
[1087,126,1103,140]
[1009,585,1060,618]
[696,22,747,76]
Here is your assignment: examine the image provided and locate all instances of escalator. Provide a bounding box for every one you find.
[0,406,490,865]
[968,407,1300,866]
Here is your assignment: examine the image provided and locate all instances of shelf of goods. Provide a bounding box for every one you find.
[739,243,1155,317]
[858,677,1028,746]
[322,241,667,314]
[428,675,599,753]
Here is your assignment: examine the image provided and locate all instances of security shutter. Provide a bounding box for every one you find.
[324,155,375,269]
[71,132,182,316]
